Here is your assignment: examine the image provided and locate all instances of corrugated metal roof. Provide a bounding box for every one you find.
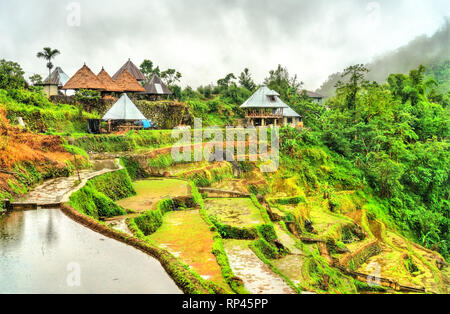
[142,74,172,95]
[102,93,146,120]
[112,59,146,81]
[283,106,301,117]
[240,86,289,109]
[42,67,70,86]
[304,90,324,99]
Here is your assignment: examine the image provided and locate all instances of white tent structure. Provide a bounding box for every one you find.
[102,93,146,121]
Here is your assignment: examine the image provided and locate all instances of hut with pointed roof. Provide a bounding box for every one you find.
[97,67,123,95]
[112,59,146,82]
[103,93,146,121]
[240,86,289,126]
[62,64,106,91]
[102,93,149,132]
[142,74,172,100]
[114,69,145,93]
[39,66,70,96]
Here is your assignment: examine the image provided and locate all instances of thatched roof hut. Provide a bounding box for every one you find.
[114,69,145,92]
[142,74,172,95]
[62,64,106,90]
[112,59,146,82]
[97,68,123,92]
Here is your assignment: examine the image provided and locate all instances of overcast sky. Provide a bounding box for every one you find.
[0,0,448,90]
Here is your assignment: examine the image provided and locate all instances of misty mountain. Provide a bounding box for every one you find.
[317,20,449,97]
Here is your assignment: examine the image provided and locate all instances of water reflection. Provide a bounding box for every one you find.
[0,209,181,294]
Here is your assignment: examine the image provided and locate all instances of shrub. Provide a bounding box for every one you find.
[120,157,148,180]
[69,182,126,219]
[133,198,175,236]
[134,209,164,236]
[89,169,135,201]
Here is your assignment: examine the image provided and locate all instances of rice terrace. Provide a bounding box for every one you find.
[0,0,449,304]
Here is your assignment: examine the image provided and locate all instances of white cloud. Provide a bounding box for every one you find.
[0,0,448,90]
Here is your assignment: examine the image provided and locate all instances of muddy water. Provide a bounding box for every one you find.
[0,208,181,294]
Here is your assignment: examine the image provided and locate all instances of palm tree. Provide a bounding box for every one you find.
[37,47,61,94]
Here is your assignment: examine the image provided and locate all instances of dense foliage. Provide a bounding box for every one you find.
[279,64,449,259]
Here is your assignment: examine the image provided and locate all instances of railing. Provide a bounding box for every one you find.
[245,113,283,119]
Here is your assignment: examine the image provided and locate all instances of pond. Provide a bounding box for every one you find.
[0,208,181,294]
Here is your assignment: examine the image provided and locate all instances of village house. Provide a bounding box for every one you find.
[142,74,172,100]
[96,67,123,96]
[112,59,146,82]
[39,66,70,96]
[62,64,106,93]
[304,90,324,104]
[283,106,303,128]
[114,69,145,93]
[240,85,302,127]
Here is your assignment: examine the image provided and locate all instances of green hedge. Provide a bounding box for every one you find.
[69,170,135,219]
[209,215,258,240]
[88,169,135,201]
[120,157,148,180]
[134,198,175,236]
[270,196,307,205]
[69,181,126,219]
[71,130,178,153]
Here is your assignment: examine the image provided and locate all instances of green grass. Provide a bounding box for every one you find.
[117,179,189,212]
[204,198,264,228]
[148,209,233,292]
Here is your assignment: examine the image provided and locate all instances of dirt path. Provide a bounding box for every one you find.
[224,240,295,294]
[20,160,119,204]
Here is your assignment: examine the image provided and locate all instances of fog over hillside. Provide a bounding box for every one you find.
[317,20,449,97]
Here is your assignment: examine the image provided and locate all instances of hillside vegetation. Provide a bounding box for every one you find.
[0,54,448,293]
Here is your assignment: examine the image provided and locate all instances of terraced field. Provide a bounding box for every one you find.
[224,239,295,294]
[117,178,190,212]
[148,209,232,292]
[204,198,264,227]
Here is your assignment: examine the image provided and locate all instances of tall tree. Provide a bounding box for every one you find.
[0,59,26,90]
[140,59,160,84]
[160,68,182,86]
[36,47,60,94]
[217,73,236,89]
[264,64,303,101]
[238,68,256,91]
[335,64,369,110]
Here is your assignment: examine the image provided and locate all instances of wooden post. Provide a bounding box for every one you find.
[3,199,11,212]
[71,149,81,182]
